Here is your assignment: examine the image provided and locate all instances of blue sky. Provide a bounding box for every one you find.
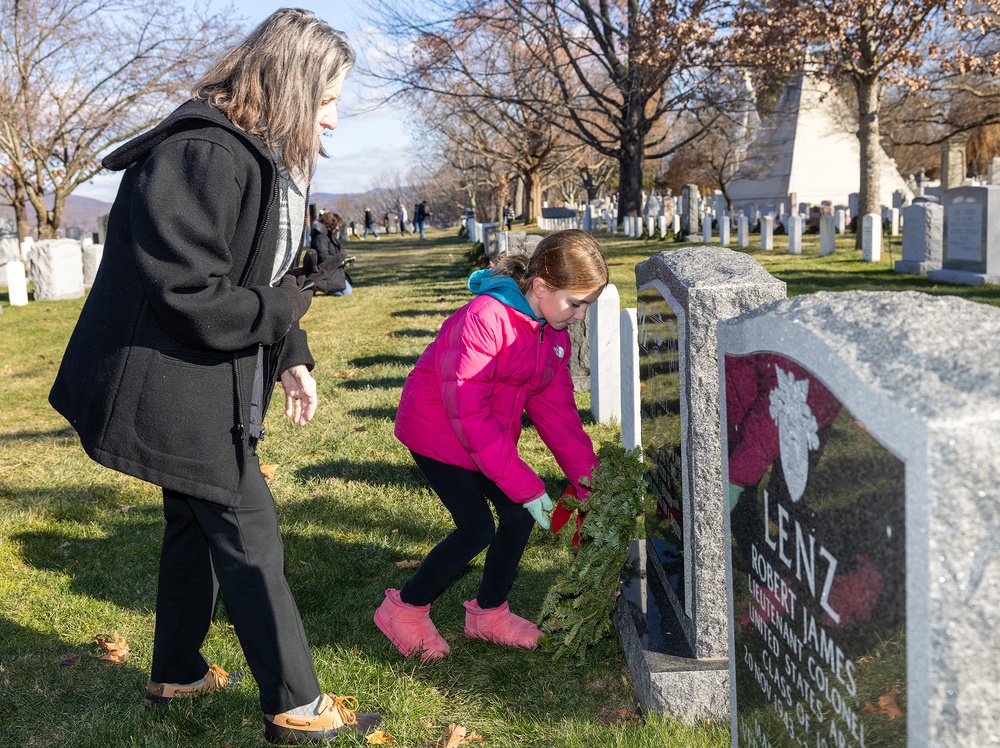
[75,1,413,202]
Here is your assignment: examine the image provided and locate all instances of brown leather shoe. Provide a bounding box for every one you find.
[145,664,236,707]
[263,694,382,744]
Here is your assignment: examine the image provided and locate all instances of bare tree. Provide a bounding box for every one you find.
[0,0,243,240]
[499,0,732,223]
[365,1,584,224]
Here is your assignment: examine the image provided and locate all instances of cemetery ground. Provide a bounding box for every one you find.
[1,227,999,748]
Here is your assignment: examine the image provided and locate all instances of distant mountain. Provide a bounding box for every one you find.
[0,191,359,239]
[0,194,112,238]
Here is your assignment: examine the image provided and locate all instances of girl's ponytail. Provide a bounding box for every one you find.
[491,253,531,292]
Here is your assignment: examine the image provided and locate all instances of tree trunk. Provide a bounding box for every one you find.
[38,191,65,240]
[12,179,30,242]
[617,142,644,225]
[855,76,881,249]
[523,165,543,224]
[617,90,646,224]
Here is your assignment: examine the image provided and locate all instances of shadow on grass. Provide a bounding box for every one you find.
[346,407,398,421]
[390,328,436,339]
[0,426,77,442]
[0,483,140,523]
[13,515,161,611]
[347,354,417,368]
[389,309,449,318]
[295,457,424,489]
[0,617,171,745]
[339,376,408,391]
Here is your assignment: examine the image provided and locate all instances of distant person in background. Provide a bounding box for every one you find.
[414,200,431,240]
[397,202,410,235]
[383,211,390,234]
[362,206,379,239]
[47,8,379,744]
[503,202,514,231]
[311,211,353,296]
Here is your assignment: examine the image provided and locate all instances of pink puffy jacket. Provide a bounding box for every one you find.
[395,295,597,504]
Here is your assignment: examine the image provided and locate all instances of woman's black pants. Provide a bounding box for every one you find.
[401,452,536,610]
[151,455,319,715]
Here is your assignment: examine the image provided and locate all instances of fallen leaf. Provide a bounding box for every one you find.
[878,690,905,720]
[365,730,396,745]
[391,529,400,536]
[355,425,368,432]
[464,732,485,744]
[118,505,134,514]
[60,541,71,548]
[95,632,129,663]
[443,724,467,748]
[861,688,905,720]
[395,559,421,570]
[260,464,279,480]
[59,654,82,668]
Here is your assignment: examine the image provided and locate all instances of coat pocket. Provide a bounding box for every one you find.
[134,349,234,462]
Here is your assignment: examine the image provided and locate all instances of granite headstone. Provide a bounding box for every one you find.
[614,248,785,723]
[719,291,1000,747]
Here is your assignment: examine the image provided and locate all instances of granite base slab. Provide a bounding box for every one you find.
[894,260,942,276]
[614,540,729,723]
[926,268,1000,285]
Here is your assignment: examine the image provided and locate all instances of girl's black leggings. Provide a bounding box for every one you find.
[401,452,536,610]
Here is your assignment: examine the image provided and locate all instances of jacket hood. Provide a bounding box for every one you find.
[467,268,544,325]
[102,99,268,172]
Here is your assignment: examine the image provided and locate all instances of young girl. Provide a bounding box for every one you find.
[376,229,609,661]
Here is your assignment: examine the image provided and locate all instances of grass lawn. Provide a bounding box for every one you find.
[0,226,996,747]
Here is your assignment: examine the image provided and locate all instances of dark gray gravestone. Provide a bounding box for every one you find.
[481,223,499,259]
[896,202,942,277]
[682,184,701,238]
[719,291,1000,747]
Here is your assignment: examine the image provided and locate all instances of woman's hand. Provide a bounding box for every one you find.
[280,365,318,425]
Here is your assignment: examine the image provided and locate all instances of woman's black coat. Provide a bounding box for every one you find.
[49,100,311,507]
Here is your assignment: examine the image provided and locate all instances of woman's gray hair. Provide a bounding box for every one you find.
[193,8,355,177]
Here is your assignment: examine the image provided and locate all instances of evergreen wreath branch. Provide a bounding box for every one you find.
[538,443,646,663]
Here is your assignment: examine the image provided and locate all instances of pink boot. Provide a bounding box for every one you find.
[374,589,450,662]
[463,600,542,649]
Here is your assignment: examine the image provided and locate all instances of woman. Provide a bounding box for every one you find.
[311,211,352,296]
[48,9,379,744]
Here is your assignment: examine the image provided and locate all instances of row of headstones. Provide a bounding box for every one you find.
[578,246,1000,744]
[0,234,104,305]
[896,184,1000,285]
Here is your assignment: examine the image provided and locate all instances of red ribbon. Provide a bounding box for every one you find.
[550,485,586,546]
